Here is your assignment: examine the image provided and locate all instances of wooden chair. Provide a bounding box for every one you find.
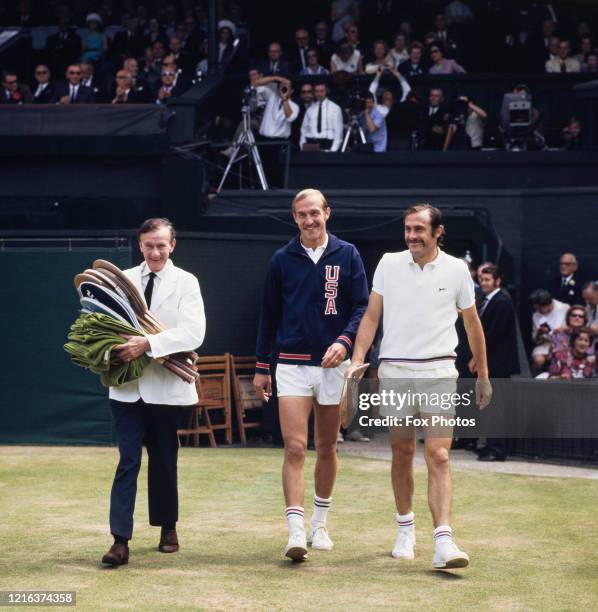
[177,398,216,448]
[194,354,233,445]
[230,355,264,445]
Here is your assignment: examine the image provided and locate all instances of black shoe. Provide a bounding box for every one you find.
[101,542,129,566]
[159,528,179,553]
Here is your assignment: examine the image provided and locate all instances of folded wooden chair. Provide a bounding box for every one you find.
[192,354,233,445]
[177,392,217,448]
[230,355,264,445]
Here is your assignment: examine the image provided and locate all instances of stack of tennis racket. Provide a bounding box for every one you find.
[73,259,199,383]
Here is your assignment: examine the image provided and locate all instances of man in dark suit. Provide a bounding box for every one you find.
[51,64,96,104]
[154,65,188,104]
[398,43,427,78]
[31,64,56,103]
[167,36,194,77]
[419,88,449,150]
[46,17,82,76]
[292,82,314,146]
[0,70,32,104]
[433,13,460,59]
[111,70,149,103]
[111,17,146,63]
[550,252,583,305]
[80,61,107,103]
[258,42,292,77]
[471,265,518,461]
[289,28,311,74]
[313,21,334,67]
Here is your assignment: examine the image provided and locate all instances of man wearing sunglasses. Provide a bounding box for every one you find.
[51,63,95,104]
[32,65,55,103]
[154,63,187,104]
[0,70,32,104]
[292,83,314,146]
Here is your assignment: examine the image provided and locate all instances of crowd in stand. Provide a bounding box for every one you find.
[529,252,597,380]
[459,250,598,383]
[1,2,597,148]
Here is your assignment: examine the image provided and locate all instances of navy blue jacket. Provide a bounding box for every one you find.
[255,233,369,373]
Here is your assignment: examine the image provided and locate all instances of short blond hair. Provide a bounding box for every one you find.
[291,188,329,212]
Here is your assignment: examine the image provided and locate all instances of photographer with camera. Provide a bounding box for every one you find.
[300,82,344,152]
[365,40,392,74]
[252,74,299,186]
[221,68,269,158]
[443,95,487,151]
[358,92,387,152]
[367,64,415,150]
[530,289,569,375]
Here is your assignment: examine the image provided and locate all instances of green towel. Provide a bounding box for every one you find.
[64,312,151,387]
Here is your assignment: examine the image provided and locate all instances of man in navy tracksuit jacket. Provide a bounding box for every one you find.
[254,189,368,561]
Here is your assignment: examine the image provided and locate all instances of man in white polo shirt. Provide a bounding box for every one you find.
[252,74,299,187]
[347,203,491,570]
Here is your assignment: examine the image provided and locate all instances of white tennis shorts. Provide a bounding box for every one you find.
[276,361,350,405]
[377,363,459,417]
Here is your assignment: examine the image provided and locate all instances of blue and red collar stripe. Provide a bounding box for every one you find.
[279,353,312,361]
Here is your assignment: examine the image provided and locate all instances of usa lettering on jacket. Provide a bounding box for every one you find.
[325,265,340,315]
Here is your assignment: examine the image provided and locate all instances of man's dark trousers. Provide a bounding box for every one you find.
[109,399,181,539]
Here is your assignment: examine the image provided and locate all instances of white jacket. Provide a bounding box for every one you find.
[109,260,206,406]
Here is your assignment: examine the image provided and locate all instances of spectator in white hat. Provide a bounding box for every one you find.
[217,19,237,67]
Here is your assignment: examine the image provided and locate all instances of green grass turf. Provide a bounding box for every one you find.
[1,446,597,611]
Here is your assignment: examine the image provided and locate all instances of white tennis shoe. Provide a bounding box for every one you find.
[310,525,334,551]
[433,539,469,569]
[285,530,308,561]
[392,529,415,559]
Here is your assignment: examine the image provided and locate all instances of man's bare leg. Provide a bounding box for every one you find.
[423,434,452,527]
[279,396,312,559]
[389,428,417,559]
[389,430,416,514]
[313,402,340,499]
[424,428,469,568]
[309,402,340,550]
[279,396,313,507]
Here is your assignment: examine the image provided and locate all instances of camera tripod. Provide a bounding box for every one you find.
[341,112,367,152]
[217,106,269,193]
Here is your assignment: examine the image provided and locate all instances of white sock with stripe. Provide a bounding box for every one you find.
[311,495,331,530]
[433,525,453,544]
[285,506,305,534]
[397,511,415,533]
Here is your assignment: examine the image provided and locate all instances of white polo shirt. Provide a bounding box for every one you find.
[372,248,475,369]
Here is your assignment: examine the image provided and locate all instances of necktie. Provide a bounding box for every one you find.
[561,277,567,287]
[479,297,489,317]
[70,86,77,102]
[317,101,322,133]
[560,62,567,73]
[144,272,156,308]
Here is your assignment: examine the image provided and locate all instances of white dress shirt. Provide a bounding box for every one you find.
[34,83,48,98]
[300,97,344,152]
[258,85,299,139]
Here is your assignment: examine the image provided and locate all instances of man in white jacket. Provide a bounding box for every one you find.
[101,217,206,566]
